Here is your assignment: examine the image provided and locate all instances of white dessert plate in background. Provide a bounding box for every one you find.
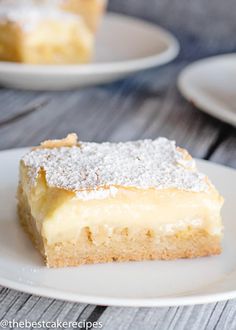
[178,54,236,127]
[0,148,236,307]
[0,13,179,91]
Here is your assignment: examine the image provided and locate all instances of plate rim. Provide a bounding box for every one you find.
[1,276,236,307]
[0,12,180,76]
[178,53,236,127]
[0,149,235,307]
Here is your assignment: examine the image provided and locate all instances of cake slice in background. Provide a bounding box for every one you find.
[0,1,94,64]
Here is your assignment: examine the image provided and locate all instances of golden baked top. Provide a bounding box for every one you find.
[21,134,210,194]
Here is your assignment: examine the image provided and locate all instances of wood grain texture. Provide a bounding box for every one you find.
[211,132,236,168]
[0,64,224,157]
[0,287,96,325]
[98,301,236,330]
[0,0,236,329]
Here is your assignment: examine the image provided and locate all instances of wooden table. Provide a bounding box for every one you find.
[0,0,236,329]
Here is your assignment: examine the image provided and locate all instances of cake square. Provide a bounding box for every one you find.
[18,134,224,267]
[0,3,93,64]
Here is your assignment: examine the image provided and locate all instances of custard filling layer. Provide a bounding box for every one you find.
[20,164,223,245]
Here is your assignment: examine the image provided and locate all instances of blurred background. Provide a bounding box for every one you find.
[110,0,236,60]
[0,0,235,166]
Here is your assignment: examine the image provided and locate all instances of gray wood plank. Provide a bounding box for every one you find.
[0,63,222,158]
[210,134,236,168]
[0,288,96,326]
[98,301,236,330]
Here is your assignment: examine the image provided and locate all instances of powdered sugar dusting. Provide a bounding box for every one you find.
[22,138,208,197]
[0,1,80,31]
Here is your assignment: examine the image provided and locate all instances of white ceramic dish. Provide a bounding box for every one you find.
[0,13,179,91]
[0,148,235,307]
[178,54,236,127]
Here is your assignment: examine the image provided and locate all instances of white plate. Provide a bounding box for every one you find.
[178,54,236,127]
[0,13,179,91]
[0,148,235,307]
